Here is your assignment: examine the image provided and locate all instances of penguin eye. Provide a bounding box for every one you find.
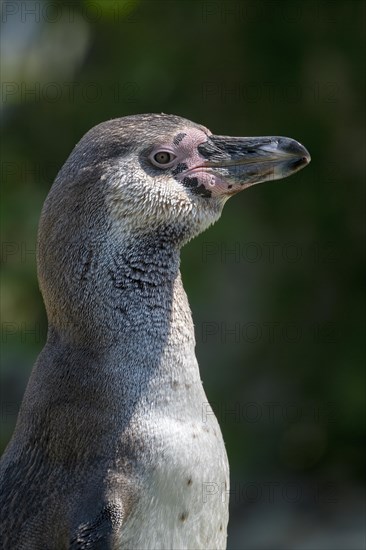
[151,151,177,167]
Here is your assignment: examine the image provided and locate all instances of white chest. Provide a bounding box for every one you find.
[118,408,229,550]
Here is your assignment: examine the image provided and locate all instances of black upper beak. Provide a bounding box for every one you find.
[198,135,311,191]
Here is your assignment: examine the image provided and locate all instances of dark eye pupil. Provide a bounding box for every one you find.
[154,152,171,164]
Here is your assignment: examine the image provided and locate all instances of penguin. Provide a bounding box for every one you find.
[0,114,310,549]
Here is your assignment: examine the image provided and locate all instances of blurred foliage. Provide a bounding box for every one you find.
[1,0,365,546]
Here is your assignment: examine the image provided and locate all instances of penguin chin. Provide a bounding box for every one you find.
[108,202,224,249]
[182,199,224,243]
[106,168,225,246]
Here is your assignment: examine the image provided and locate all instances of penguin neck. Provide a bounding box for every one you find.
[45,229,198,379]
[108,232,182,292]
[38,232,202,428]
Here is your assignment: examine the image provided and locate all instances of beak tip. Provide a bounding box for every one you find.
[285,140,311,172]
[303,148,311,166]
[290,154,311,173]
[303,152,311,164]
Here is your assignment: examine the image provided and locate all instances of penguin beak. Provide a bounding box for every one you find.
[197,135,311,196]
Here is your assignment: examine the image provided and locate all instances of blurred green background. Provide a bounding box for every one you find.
[1,1,365,548]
